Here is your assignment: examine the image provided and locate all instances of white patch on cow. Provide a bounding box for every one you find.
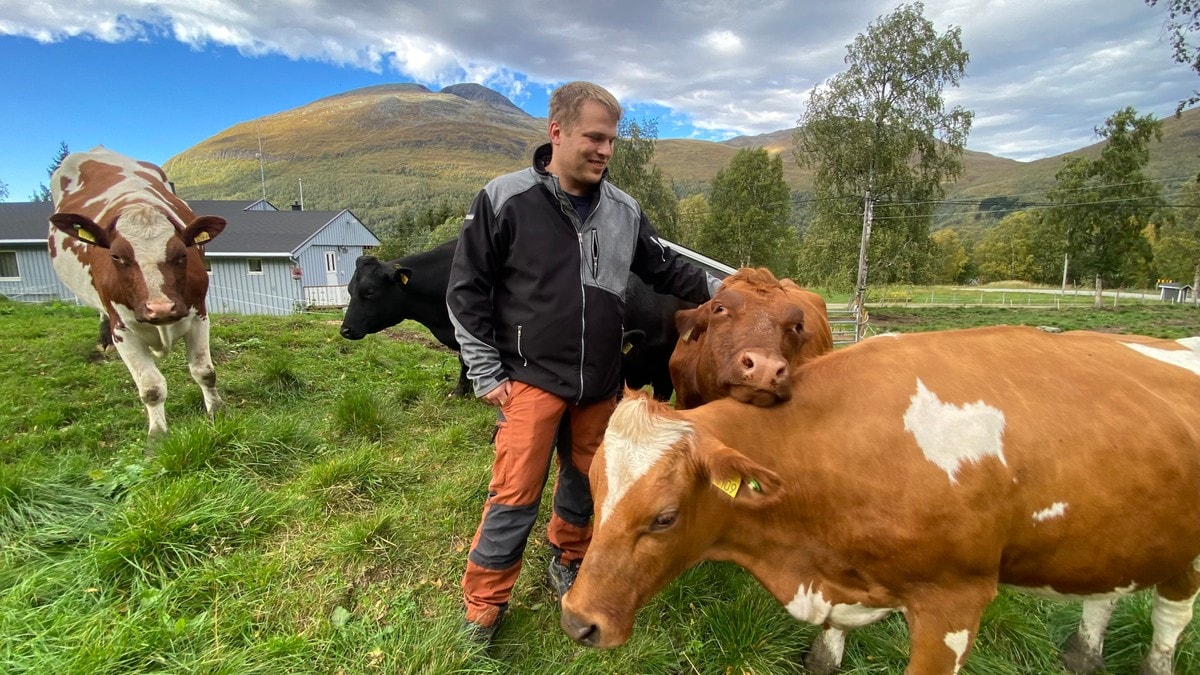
[785,583,832,624]
[1033,502,1068,523]
[1122,341,1200,376]
[599,397,693,524]
[1193,554,1200,573]
[785,583,893,628]
[115,203,174,300]
[944,629,970,674]
[903,379,1007,484]
[1177,336,1200,352]
[871,332,902,339]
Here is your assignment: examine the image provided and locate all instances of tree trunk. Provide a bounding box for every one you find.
[1193,264,1199,306]
[1093,274,1103,308]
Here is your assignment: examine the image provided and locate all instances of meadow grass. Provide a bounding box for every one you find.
[1,297,1198,674]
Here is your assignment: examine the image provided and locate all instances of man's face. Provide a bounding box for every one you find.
[548,100,618,195]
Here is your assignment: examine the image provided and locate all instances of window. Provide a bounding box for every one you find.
[0,251,18,279]
[324,251,337,274]
[247,258,263,274]
[203,258,212,274]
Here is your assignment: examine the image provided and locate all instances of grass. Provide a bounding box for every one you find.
[1,296,1199,674]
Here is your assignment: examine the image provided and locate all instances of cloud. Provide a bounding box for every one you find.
[0,0,1194,161]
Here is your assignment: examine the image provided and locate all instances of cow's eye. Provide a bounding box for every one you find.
[111,254,125,265]
[650,508,678,532]
[791,322,804,334]
[712,303,726,315]
[361,288,375,299]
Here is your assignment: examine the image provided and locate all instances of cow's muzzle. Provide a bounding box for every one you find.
[339,324,364,340]
[560,609,603,648]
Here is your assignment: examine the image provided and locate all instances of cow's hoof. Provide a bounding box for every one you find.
[803,647,840,675]
[1060,634,1104,674]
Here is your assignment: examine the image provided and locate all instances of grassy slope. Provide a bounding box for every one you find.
[2,299,1198,674]
[161,85,1200,233]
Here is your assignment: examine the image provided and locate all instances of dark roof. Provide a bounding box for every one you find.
[0,199,351,254]
[186,201,345,254]
[0,201,54,240]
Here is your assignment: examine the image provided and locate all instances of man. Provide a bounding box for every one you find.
[447,81,721,643]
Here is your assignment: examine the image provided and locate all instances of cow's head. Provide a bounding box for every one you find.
[50,206,225,324]
[340,255,413,339]
[669,268,828,408]
[560,390,783,648]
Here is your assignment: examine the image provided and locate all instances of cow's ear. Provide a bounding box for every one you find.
[50,213,111,248]
[392,265,412,285]
[675,306,708,343]
[622,329,646,356]
[699,441,784,509]
[182,216,226,247]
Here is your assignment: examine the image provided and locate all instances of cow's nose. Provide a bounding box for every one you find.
[339,325,359,339]
[739,350,788,383]
[144,300,179,322]
[560,611,601,647]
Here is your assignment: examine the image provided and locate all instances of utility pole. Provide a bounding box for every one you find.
[256,127,267,200]
[851,189,874,340]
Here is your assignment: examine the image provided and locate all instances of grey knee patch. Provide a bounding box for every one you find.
[469,502,540,570]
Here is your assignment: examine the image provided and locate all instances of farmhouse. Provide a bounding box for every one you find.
[0,199,380,315]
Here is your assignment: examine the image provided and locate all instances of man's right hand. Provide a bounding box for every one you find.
[481,380,511,407]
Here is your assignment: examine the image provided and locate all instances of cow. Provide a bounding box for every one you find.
[669,267,833,409]
[47,147,226,437]
[561,326,1200,675]
[339,238,696,400]
[340,240,472,397]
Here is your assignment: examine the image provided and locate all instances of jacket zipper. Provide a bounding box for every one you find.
[592,232,599,279]
[516,325,527,366]
[576,232,586,403]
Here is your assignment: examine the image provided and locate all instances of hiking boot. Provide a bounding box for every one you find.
[461,604,506,645]
[547,556,581,602]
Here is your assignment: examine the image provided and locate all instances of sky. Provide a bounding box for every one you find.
[0,0,1196,201]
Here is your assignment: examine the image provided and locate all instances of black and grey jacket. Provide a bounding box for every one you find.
[447,143,721,404]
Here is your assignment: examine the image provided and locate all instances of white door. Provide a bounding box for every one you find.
[324,251,338,286]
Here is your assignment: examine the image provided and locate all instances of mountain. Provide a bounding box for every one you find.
[164,84,1200,233]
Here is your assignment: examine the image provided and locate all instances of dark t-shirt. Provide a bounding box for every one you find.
[567,190,596,224]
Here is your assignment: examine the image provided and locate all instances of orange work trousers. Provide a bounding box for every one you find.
[461,381,617,626]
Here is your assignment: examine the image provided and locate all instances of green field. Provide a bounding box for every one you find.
[2,298,1198,674]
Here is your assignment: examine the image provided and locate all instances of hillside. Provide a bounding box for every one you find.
[164,83,1200,233]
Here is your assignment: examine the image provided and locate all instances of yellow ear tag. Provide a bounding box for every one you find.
[681,327,693,342]
[194,231,210,243]
[622,340,633,355]
[712,475,742,499]
[399,272,410,285]
[74,226,96,244]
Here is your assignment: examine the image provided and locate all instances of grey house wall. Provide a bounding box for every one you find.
[294,211,378,288]
[0,243,76,303]
[205,256,302,315]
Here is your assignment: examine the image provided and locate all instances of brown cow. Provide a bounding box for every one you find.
[48,147,226,437]
[669,267,833,409]
[563,327,1200,675]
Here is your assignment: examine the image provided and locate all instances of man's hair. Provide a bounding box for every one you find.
[549,81,622,132]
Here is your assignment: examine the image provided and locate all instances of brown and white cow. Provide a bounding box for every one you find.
[48,147,226,437]
[669,267,833,409]
[563,327,1200,675]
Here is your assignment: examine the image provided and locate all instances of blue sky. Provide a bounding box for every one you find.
[1,1,1195,201]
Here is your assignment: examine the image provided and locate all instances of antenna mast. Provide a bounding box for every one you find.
[298,177,304,210]
[256,126,267,200]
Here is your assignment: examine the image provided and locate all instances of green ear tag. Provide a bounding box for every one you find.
[748,479,762,493]
[74,226,96,244]
[712,475,741,499]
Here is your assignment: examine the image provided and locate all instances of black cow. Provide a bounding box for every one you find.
[340,239,471,397]
[340,238,699,401]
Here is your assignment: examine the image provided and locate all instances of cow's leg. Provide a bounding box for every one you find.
[1061,598,1117,674]
[451,354,471,397]
[803,626,846,675]
[183,317,223,417]
[1139,570,1200,675]
[113,332,169,437]
[97,314,114,352]
[902,585,994,675]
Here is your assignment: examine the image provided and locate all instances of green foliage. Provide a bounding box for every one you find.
[930,228,969,283]
[972,211,1045,283]
[675,193,710,250]
[28,140,69,202]
[608,118,680,241]
[1045,107,1164,295]
[0,178,8,201]
[1153,178,1200,290]
[795,1,973,290]
[699,147,792,270]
